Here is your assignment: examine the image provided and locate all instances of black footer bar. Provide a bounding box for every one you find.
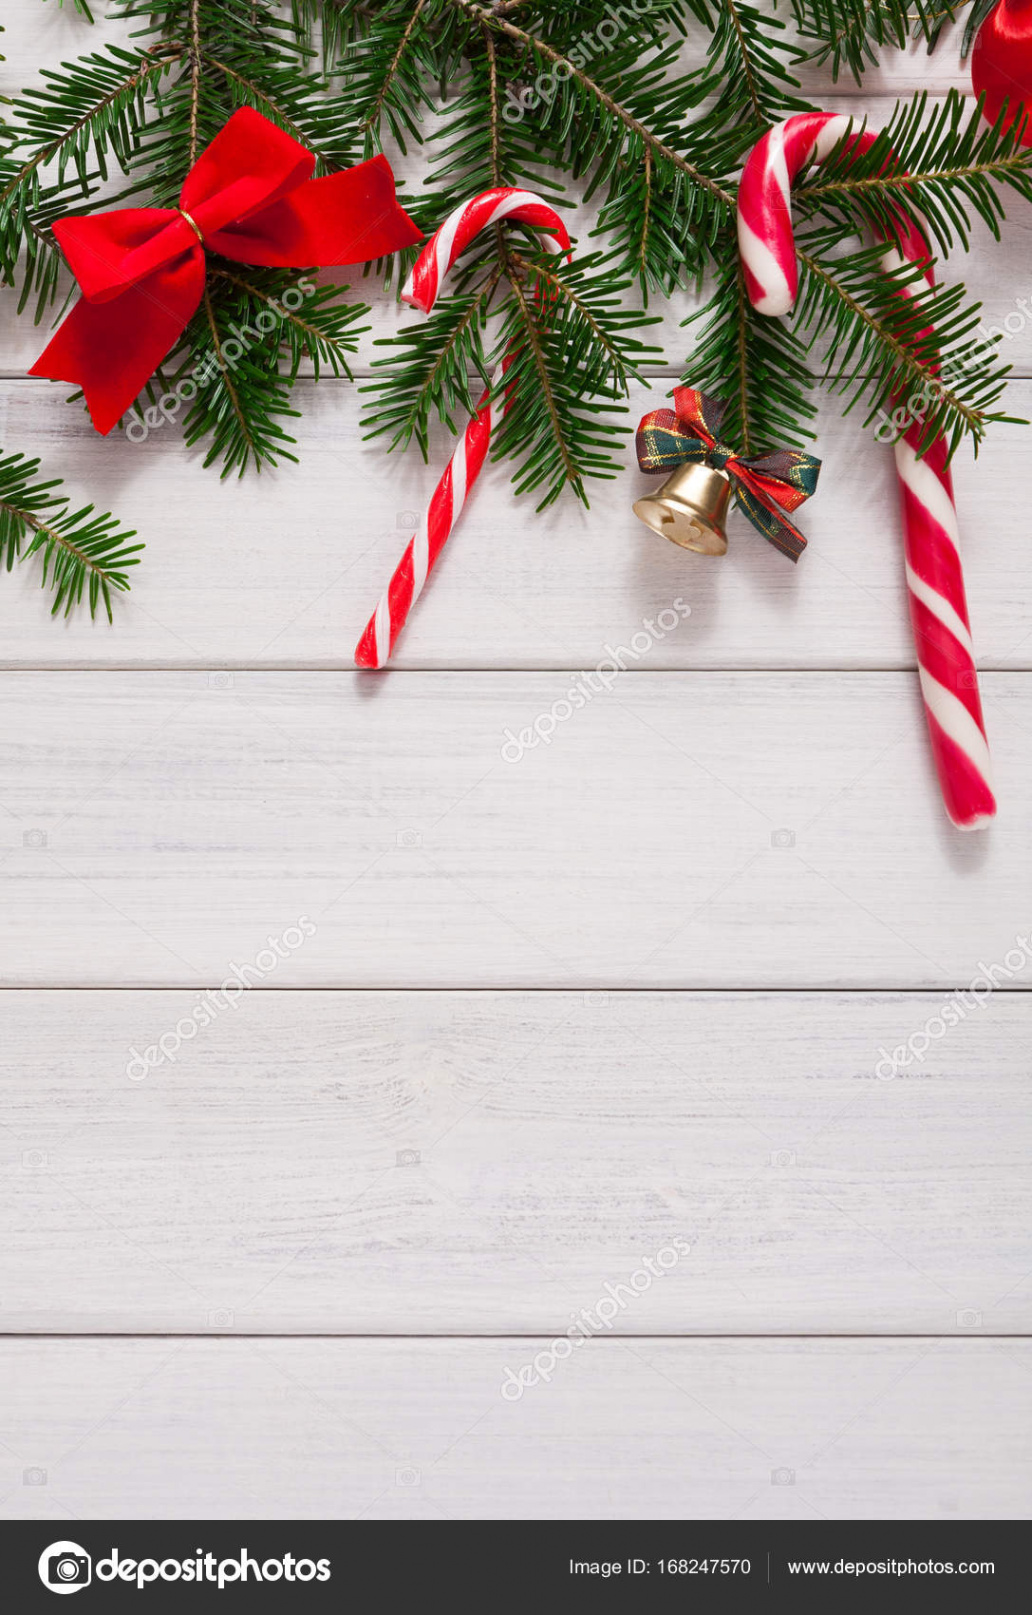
[5,1519,1023,1612]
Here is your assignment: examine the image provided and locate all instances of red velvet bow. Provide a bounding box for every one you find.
[30,107,422,435]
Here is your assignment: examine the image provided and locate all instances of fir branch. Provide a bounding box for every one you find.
[490,245,662,507]
[636,144,653,287]
[207,265,366,379]
[2,1,377,473]
[201,280,260,472]
[724,0,764,123]
[312,0,437,157]
[792,229,1010,457]
[0,44,177,315]
[450,0,735,208]
[734,264,753,454]
[0,447,143,619]
[187,0,202,163]
[360,0,429,133]
[794,93,1032,256]
[5,0,1031,498]
[0,47,174,207]
[703,0,808,134]
[688,245,817,454]
[199,54,323,149]
[482,25,502,188]
[363,273,501,454]
[506,262,581,493]
[790,0,961,84]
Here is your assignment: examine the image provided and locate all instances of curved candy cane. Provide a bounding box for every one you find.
[737,114,996,831]
[355,189,570,669]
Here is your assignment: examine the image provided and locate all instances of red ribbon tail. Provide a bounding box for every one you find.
[29,264,204,435]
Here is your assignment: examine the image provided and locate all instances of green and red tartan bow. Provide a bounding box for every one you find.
[635,387,821,561]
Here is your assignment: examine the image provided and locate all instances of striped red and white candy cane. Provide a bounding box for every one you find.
[737,114,996,830]
[354,189,570,669]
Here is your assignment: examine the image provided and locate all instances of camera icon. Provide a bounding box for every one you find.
[23,1466,47,1486]
[397,511,418,528]
[207,1308,235,1329]
[771,1467,795,1486]
[770,1149,796,1168]
[396,1149,421,1167]
[23,829,47,849]
[38,1541,91,1594]
[770,828,795,849]
[396,829,422,848]
[208,672,233,689]
[956,1308,983,1329]
[584,991,609,1007]
[395,1466,421,1487]
[958,670,977,690]
[22,1149,49,1170]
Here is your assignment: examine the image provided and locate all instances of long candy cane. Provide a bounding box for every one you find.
[737,114,996,831]
[354,189,570,669]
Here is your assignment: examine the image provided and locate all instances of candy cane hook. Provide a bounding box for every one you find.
[737,114,996,830]
[354,189,570,669]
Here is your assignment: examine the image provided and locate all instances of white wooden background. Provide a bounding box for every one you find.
[1,5,1031,1521]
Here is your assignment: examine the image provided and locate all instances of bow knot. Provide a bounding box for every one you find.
[635,387,820,560]
[704,441,734,472]
[30,108,422,436]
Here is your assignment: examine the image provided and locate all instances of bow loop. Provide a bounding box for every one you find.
[30,107,422,435]
[635,386,821,561]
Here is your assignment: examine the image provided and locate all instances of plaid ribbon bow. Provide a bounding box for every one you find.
[635,387,821,560]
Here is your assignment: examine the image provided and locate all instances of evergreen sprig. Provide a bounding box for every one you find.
[794,92,1032,255]
[0,446,142,618]
[688,244,819,453]
[2,0,1030,520]
[790,0,961,84]
[490,248,660,506]
[793,224,1010,457]
[1,0,373,475]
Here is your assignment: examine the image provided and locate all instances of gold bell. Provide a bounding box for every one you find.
[632,461,731,555]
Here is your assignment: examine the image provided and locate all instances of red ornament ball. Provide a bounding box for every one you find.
[972,0,1032,144]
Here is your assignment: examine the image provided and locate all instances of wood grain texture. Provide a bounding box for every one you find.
[0,671,1030,988]
[0,378,1027,670]
[3,990,1029,1335]
[2,4,1030,1526]
[1,1337,1028,1519]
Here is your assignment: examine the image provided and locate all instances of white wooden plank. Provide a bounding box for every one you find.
[0,377,1027,670]
[0,670,1030,987]
[2,989,1029,1334]
[0,1337,1027,1518]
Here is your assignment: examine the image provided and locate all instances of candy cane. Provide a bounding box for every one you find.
[354,189,570,669]
[737,114,996,830]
